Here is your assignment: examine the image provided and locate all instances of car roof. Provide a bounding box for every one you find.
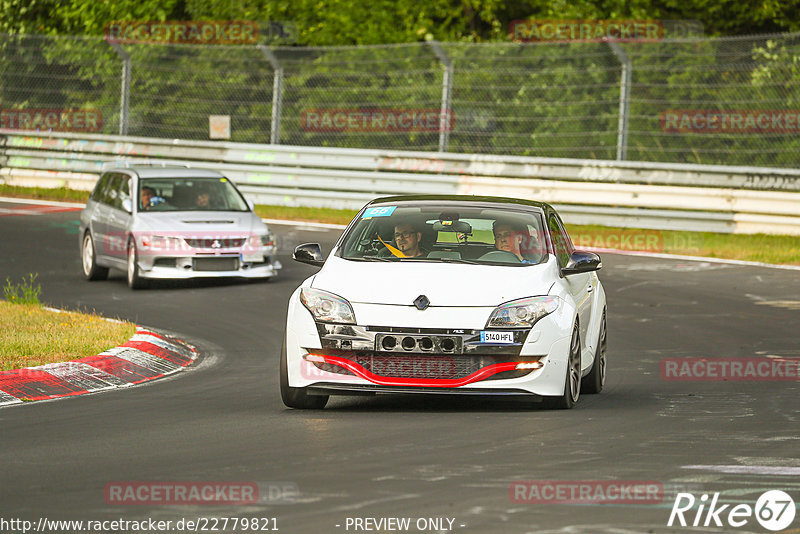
[107,166,226,179]
[366,194,553,212]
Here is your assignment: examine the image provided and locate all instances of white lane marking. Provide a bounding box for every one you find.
[42,306,127,324]
[683,465,800,476]
[0,196,86,208]
[589,247,800,271]
[329,493,419,512]
[261,217,346,230]
[615,280,654,292]
[0,390,23,405]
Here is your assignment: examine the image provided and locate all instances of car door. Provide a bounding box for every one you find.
[105,173,133,266]
[87,173,115,264]
[548,212,593,356]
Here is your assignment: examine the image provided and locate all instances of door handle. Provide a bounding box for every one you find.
[587,284,593,292]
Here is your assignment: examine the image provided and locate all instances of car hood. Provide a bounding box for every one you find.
[133,211,265,235]
[312,254,556,307]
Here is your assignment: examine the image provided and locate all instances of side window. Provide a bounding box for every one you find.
[548,213,572,268]
[104,175,122,209]
[115,176,131,211]
[90,174,112,203]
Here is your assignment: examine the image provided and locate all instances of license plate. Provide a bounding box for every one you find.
[193,257,238,271]
[480,331,514,344]
[241,252,264,263]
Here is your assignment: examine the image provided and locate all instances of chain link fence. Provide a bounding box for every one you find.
[1,32,799,166]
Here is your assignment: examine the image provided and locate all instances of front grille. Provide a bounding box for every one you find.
[185,237,246,249]
[311,350,534,381]
[356,354,470,379]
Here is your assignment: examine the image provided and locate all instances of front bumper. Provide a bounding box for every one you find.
[138,251,281,279]
[285,292,574,397]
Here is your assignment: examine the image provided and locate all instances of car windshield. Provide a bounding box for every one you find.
[138,176,249,212]
[339,203,548,266]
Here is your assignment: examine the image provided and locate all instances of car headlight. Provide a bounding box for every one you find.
[140,235,182,251]
[300,288,356,324]
[486,296,559,328]
[249,233,275,248]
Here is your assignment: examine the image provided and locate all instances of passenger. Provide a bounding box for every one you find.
[493,221,539,262]
[393,223,425,257]
[195,192,211,208]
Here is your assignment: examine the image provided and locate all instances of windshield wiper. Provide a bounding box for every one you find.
[431,257,481,265]
[357,255,400,262]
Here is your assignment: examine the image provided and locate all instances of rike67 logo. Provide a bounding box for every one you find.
[668,490,796,531]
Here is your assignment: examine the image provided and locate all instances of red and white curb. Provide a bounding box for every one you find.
[0,328,197,406]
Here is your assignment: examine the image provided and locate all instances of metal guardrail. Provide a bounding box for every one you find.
[1,130,799,235]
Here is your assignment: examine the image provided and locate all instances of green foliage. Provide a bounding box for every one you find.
[1,1,799,164]
[2,0,799,42]
[3,273,42,305]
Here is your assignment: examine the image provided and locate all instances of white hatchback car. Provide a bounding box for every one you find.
[79,165,280,289]
[282,196,606,409]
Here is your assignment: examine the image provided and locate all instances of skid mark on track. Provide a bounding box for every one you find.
[613,261,733,272]
[653,393,756,419]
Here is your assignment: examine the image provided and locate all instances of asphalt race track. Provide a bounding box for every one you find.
[1,199,799,534]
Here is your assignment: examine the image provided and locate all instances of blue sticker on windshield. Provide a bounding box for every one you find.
[362,206,397,218]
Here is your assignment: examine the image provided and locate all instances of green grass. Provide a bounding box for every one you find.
[566,225,800,265]
[254,204,358,225]
[3,184,798,265]
[0,184,90,203]
[3,273,42,305]
[0,301,136,372]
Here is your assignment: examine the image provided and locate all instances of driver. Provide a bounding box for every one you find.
[393,223,425,257]
[140,186,157,210]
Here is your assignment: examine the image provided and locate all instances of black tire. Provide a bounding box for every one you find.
[81,232,109,281]
[126,240,148,290]
[545,323,581,409]
[582,309,607,394]
[280,338,328,409]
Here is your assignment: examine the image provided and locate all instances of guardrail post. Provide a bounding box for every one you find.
[259,46,284,145]
[109,43,131,136]
[608,42,631,161]
[427,41,453,153]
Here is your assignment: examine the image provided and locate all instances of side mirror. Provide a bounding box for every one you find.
[562,250,601,276]
[121,198,133,213]
[293,243,325,268]
[246,199,255,211]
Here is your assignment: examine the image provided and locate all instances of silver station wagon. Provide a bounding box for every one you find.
[79,165,281,289]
